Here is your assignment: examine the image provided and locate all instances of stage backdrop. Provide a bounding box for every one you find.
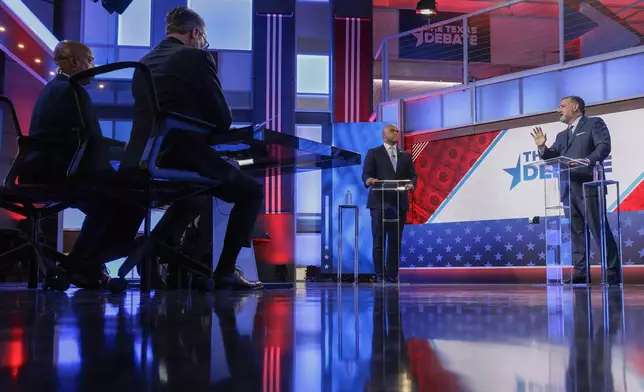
[324,122,388,275]
[401,108,644,271]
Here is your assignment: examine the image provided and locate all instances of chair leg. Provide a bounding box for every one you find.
[141,207,152,294]
[0,243,32,263]
[27,218,40,289]
[41,245,68,265]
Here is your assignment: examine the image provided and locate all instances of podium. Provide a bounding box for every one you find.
[582,165,623,285]
[372,180,411,283]
[527,157,589,285]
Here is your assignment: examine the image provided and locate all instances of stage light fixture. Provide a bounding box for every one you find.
[416,0,437,16]
[90,0,134,15]
[0,26,6,32]
[49,71,55,76]
[98,84,105,89]
[34,58,41,63]
[17,43,24,49]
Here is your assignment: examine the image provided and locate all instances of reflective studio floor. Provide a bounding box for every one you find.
[0,284,642,392]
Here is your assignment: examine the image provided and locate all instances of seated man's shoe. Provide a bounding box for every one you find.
[214,268,263,290]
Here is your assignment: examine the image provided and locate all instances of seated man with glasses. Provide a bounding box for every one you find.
[122,6,264,290]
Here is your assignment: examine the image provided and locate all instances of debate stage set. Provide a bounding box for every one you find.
[2,0,644,391]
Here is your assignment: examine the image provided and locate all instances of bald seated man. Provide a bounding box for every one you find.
[362,124,417,283]
[23,40,143,288]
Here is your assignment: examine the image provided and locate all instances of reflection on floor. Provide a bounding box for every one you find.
[0,283,641,391]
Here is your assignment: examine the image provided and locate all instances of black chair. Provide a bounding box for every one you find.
[68,62,252,293]
[0,96,73,290]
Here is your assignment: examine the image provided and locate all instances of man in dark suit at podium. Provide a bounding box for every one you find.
[362,124,417,283]
[531,96,620,284]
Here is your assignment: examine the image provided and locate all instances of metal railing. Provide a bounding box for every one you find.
[374,0,644,107]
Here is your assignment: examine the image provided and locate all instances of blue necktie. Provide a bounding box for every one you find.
[390,147,397,172]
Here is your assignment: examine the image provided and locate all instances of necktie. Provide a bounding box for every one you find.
[390,146,397,172]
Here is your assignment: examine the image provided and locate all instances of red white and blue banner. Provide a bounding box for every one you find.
[401,108,644,271]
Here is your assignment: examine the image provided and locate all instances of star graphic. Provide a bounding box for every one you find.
[484,244,492,251]
[638,227,644,236]
[474,235,482,243]
[455,236,462,243]
[495,234,502,242]
[639,248,644,258]
[527,225,535,232]
[455,254,462,262]
[464,227,472,234]
[516,233,524,241]
[527,242,535,250]
[402,239,406,245]
[464,245,471,252]
[516,252,524,260]
[505,261,514,266]
[436,254,443,262]
[503,156,522,190]
[324,264,329,269]
[426,246,434,253]
[418,238,424,245]
[484,226,491,233]
[626,259,635,265]
[409,246,416,254]
[464,262,472,267]
[418,255,425,262]
[527,261,536,266]
[436,237,443,244]
[484,262,493,267]
[590,251,596,259]
[445,245,452,252]
[625,238,634,247]
[446,228,452,235]
[504,243,513,251]
[494,252,502,260]
[401,255,407,262]
[324,245,329,250]
[324,255,329,259]
[624,217,633,227]
[474,253,482,261]
[538,233,545,240]
[409,229,416,237]
[445,262,453,267]
[538,251,546,260]
[426,227,433,235]
[505,225,513,232]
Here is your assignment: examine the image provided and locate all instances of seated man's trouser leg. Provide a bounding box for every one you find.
[159,133,263,275]
[68,197,144,267]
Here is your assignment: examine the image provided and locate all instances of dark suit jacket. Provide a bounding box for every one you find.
[123,37,232,173]
[539,116,611,198]
[362,145,417,211]
[21,74,111,184]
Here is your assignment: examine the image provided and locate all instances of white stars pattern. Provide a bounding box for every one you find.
[394,214,643,270]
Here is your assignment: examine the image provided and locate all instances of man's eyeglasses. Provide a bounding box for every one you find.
[198,30,210,51]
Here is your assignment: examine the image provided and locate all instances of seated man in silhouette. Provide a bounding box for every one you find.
[124,6,263,290]
[23,40,142,287]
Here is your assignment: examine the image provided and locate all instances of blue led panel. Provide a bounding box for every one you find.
[297,55,329,94]
[188,0,253,51]
[117,0,152,47]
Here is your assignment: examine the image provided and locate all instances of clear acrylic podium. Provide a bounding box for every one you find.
[372,179,411,284]
[582,165,623,285]
[527,157,588,285]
